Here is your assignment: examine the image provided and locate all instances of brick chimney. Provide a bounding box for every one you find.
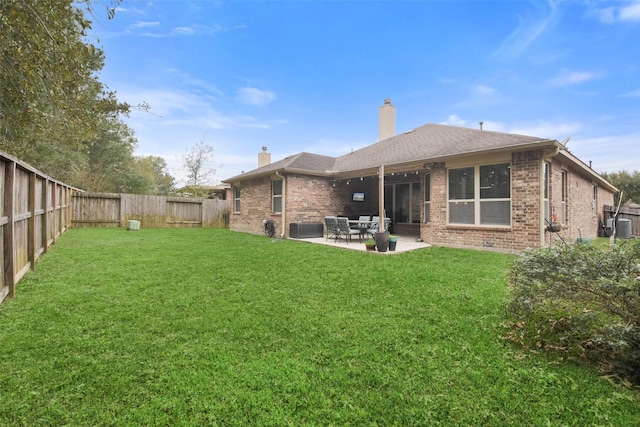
[258,146,271,168]
[378,98,396,141]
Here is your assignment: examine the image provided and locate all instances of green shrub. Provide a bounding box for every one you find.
[505,239,640,386]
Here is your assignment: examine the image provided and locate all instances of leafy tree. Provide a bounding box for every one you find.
[183,134,218,187]
[75,119,137,192]
[0,0,130,182]
[601,170,640,208]
[130,156,176,195]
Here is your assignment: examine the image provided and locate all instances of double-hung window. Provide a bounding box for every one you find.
[234,186,241,213]
[448,163,511,226]
[272,179,283,213]
[424,173,431,223]
[561,170,567,224]
[543,162,550,223]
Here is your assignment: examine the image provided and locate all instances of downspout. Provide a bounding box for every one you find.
[540,146,561,247]
[276,171,286,238]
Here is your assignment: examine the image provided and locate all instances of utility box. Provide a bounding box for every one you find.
[289,222,323,238]
[127,220,141,231]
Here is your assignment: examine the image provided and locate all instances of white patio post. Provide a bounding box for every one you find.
[379,164,384,231]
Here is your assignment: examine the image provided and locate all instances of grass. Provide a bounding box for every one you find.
[1,228,639,426]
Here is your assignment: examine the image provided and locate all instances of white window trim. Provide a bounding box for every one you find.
[447,163,511,227]
[233,186,241,213]
[272,179,283,214]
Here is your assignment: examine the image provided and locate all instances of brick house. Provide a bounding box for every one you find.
[223,101,616,252]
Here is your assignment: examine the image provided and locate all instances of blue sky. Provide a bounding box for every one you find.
[92,0,640,185]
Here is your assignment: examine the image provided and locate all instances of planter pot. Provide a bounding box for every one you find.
[388,239,397,251]
[365,244,376,251]
[374,231,389,253]
[547,222,561,232]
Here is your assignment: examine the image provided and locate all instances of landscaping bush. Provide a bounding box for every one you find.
[505,239,640,386]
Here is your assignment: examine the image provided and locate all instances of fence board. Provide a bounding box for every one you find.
[603,205,640,238]
[73,193,230,229]
[0,150,77,304]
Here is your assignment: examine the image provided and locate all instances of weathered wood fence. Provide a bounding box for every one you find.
[0,151,76,304]
[72,193,230,229]
[604,205,640,238]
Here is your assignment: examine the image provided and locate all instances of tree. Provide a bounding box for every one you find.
[182,134,218,187]
[601,170,640,207]
[0,0,129,182]
[74,119,137,192]
[130,156,176,195]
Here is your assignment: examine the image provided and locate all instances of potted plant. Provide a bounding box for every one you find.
[365,239,376,251]
[374,230,389,252]
[388,235,398,251]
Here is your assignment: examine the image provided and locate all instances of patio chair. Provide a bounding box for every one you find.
[367,216,380,238]
[356,215,371,230]
[325,216,339,241]
[337,217,361,243]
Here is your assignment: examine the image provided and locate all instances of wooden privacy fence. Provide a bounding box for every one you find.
[72,193,230,229]
[604,205,640,238]
[0,151,76,304]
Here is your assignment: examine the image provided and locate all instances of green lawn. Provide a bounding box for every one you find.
[1,228,638,426]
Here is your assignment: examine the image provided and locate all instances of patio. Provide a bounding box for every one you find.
[291,234,430,254]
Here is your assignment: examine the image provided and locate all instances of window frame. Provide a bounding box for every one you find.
[233,186,241,213]
[447,162,512,226]
[561,170,567,224]
[272,179,283,214]
[424,173,431,223]
[543,162,550,223]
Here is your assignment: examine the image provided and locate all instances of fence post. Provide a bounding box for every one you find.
[28,171,36,270]
[3,161,15,298]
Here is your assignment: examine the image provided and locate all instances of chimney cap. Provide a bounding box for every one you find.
[383,98,392,105]
[261,146,268,152]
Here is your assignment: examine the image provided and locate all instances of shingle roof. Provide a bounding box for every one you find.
[224,123,553,182]
[333,123,549,172]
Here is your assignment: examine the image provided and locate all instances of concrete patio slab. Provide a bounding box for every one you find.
[290,234,431,254]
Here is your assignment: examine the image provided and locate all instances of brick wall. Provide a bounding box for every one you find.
[230,173,382,237]
[420,150,614,252]
[231,151,614,250]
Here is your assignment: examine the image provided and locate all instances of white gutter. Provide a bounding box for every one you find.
[275,171,286,238]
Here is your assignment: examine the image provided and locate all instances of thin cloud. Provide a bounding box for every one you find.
[236,87,277,106]
[549,69,598,86]
[492,0,559,60]
[131,21,159,29]
[621,88,640,97]
[591,1,640,24]
[620,2,640,21]
[508,121,582,139]
[571,131,640,173]
[440,114,468,127]
[172,27,195,35]
[475,85,497,96]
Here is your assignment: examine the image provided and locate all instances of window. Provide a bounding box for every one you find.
[234,186,241,213]
[561,170,567,224]
[592,185,598,216]
[272,179,283,213]
[543,162,550,223]
[448,167,475,224]
[424,174,431,223]
[448,163,511,226]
